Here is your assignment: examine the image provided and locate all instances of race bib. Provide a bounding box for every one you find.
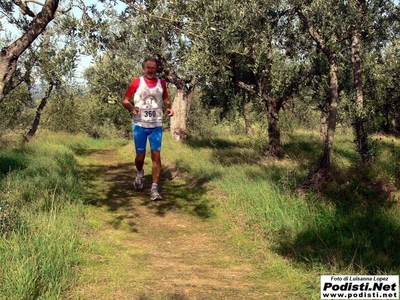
[141,107,157,121]
[140,96,160,122]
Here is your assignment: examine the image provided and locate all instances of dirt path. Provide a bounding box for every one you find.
[68,146,291,300]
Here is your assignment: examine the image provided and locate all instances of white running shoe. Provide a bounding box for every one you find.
[150,189,162,201]
[134,170,144,191]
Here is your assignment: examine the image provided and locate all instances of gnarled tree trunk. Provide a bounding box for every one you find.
[265,99,282,157]
[0,0,59,102]
[300,54,339,192]
[243,94,254,136]
[170,86,195,140]
[156,54,196,141]
[320,108,329,142]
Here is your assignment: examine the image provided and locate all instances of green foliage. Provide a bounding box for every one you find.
[363,42,400,135]
[41,90,128,139]
[1,0,399,144]
[83,54,141,105]
[186,94,223,138]
[0,84,33,136]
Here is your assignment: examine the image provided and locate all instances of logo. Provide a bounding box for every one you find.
[321,275,399,299]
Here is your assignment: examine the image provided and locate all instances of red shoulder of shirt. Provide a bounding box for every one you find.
[125,77,168,99]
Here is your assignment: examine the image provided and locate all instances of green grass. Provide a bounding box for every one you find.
[0,131,115,299]
[1,129,399,299]
[0,206,83,299]
[162,129,400,276]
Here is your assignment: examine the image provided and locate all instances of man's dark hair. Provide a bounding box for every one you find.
[142,57,159,69]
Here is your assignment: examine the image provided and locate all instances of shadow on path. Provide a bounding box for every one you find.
[78,149,216,233]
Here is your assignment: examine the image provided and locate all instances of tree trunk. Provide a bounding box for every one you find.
[237,44,309,156]
[264,99,282,157]
[320,108,328,142]
[261,44,283,157]
[296,8,339,192]
[300,55,339,192]
[155,54,196,141]
[0,0,59,102]
[0,52,19,102]
[170,86,195,140]
[244,102,254,136]
[24,82,54,142]
[320,56,339,173]
[351,27,369,163]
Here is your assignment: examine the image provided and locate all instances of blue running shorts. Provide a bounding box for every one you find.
[133,125,163,154]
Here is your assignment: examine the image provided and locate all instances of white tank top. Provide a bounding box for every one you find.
[133,77,164,128]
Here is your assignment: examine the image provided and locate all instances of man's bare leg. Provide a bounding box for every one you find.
[151,150,161,184]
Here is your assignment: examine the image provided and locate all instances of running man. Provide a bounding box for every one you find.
[122,57,174,200]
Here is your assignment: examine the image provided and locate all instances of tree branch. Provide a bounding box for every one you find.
[13,0,35,17]
[17,0,71,15]
[3,70,30,95]
[295,8,334,58]
[237,81,260,97]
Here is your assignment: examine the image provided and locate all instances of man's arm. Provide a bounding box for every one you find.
[161,79,174,116]
[122,78,140,114]
[163,97,174,116]
[122,96,138,114]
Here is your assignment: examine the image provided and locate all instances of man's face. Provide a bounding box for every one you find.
[143,61,158,79]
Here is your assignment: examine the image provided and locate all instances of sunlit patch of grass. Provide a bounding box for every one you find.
[0,130,25,150]
[71,204,152,299]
